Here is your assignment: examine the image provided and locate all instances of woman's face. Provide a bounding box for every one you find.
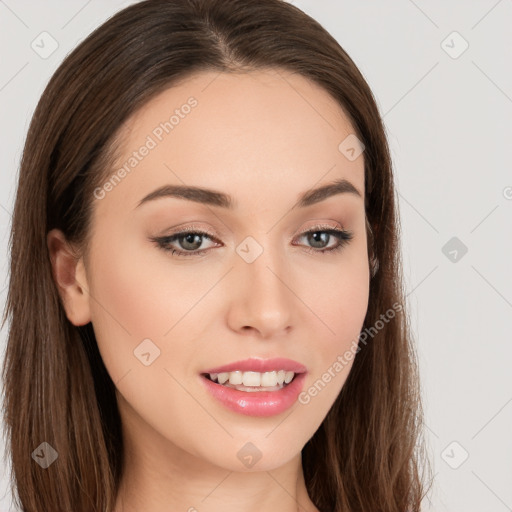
[75,69,369,471]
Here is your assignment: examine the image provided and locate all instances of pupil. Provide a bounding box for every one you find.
[182,233,201,250]
[309,232,328,248]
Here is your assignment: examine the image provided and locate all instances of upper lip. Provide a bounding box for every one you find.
[201,357,307,375]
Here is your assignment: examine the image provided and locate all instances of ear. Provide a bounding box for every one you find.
[47,229,92,326]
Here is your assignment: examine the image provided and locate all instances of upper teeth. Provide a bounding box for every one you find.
[208,370,295,387]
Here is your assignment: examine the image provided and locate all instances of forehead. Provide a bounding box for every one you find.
[99,69,365,215]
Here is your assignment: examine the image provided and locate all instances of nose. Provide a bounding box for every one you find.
[226,244,295,339]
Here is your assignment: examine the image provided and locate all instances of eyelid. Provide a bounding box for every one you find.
[159,223,219,239]
[159,220,344,242]
[297,221,344,233]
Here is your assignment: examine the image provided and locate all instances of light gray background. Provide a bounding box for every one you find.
[1,1,511,511]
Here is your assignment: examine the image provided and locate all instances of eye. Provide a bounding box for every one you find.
[150,225,353,258]
[150,228,220,258]
[294,226,353,255]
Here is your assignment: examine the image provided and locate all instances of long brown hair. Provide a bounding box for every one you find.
[2,0,432,510]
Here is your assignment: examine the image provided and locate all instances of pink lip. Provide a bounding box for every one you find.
[199,372,307,417]
[201,357,307,374]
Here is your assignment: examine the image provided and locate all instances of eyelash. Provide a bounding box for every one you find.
[151,225,353,258]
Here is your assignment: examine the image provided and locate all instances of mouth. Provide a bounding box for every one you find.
[200,357,307,393]
[199,358,307,417]
[199,365,308,417]
[201,370,299,392]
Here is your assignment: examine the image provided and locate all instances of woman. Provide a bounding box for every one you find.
[1,0,431,510]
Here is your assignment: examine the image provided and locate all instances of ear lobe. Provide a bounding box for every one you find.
[47,228,92,326]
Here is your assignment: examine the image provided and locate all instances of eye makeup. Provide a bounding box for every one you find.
[149,223,353,258]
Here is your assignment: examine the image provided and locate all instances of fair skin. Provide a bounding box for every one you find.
[47,69,369,512]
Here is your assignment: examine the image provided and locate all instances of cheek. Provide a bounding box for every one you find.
[85,230,214,382]
[85,235,205,445]
[299,240,370,344]
[324,263,369,344]
[294,241,369,389]
[296,275,368,414]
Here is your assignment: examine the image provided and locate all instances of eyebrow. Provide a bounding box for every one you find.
[135,177,362,210]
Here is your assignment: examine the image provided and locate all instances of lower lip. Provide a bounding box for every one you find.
[200,373,307,417]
